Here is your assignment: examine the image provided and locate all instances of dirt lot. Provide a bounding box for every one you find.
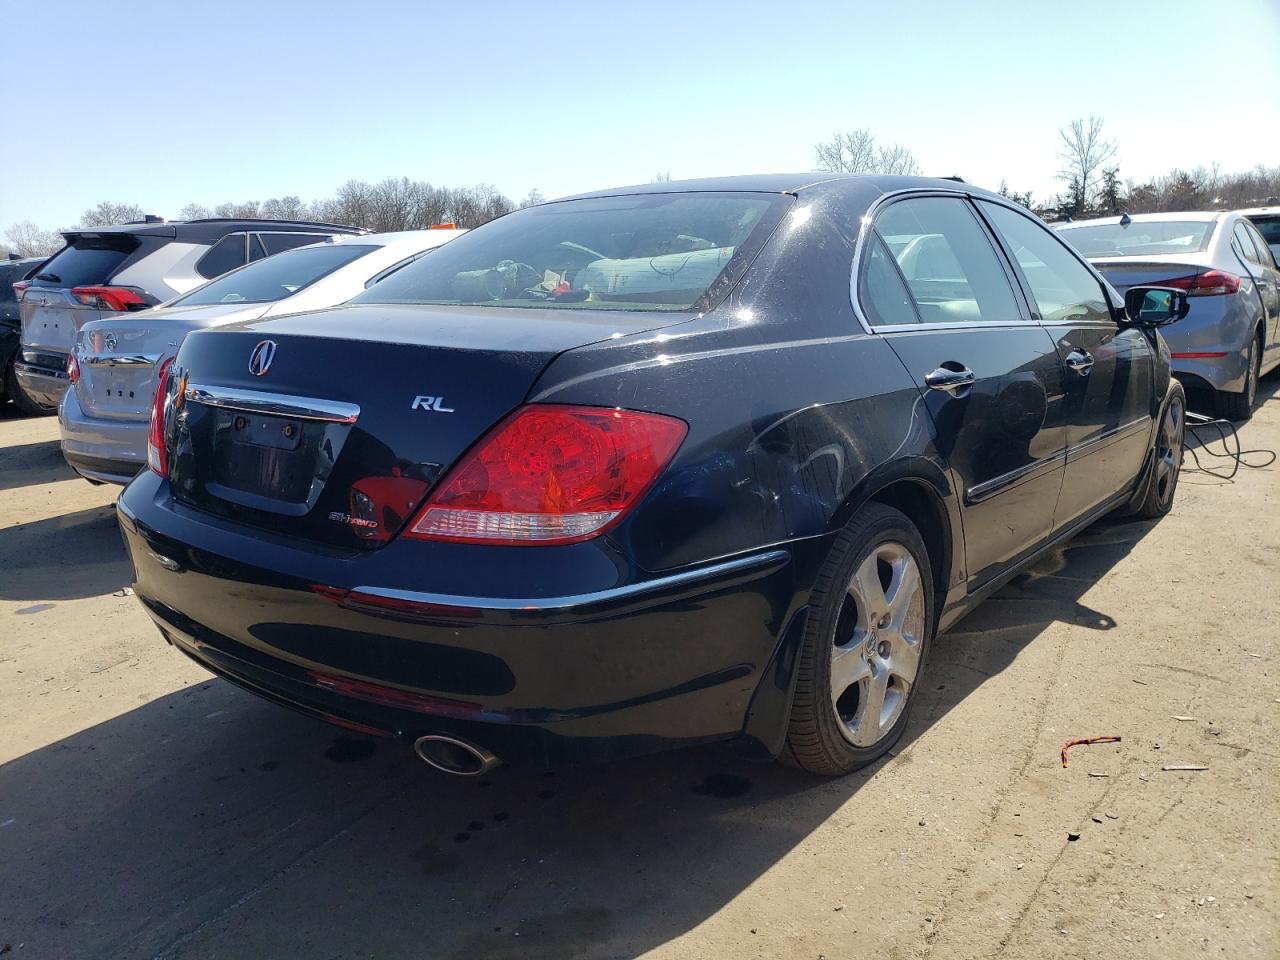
[1,381,1277,960]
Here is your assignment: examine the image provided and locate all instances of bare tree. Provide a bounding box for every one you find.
[4,221,62,257]
[1057,116,1118,210]
[519,189,545,209]
[652,171,672,183]
[78,201,145,227]
[815,129,921,176]
[179,203,213,220]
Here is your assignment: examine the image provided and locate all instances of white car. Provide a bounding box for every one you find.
[59,229,464,483]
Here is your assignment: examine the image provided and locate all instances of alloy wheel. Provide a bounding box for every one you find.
[1155,394,1185,504]
[830,542,925,747]
[1245,340,1259,409]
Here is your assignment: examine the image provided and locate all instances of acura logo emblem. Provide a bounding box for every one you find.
[248,339,277,377]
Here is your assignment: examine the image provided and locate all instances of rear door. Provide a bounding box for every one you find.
[979,200,1153,526]
[861,195,1068,588]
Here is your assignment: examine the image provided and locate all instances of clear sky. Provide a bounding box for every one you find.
[3,0,1278,232]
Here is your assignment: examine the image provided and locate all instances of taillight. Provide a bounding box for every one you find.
[405,404,687,545]
[66,351,80,384]
[147,357,175,476]
[12,280,30,297]
[71,285,149,311]
[1155,270,1240,297]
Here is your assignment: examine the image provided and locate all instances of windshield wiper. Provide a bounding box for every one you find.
[35,272,61,283]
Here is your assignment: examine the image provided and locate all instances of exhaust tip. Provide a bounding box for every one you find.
[414,734,500,777]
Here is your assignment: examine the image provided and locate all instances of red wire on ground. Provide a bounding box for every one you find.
[1061,736,1121,768]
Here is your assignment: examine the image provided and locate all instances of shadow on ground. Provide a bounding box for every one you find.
[0,504,130,601]
[0,437,74,493]
[0,514,1158,959]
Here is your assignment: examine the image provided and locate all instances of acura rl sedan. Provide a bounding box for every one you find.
[117,175,1188,777]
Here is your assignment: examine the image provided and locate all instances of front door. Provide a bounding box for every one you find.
[859,195,1068,588]
[977,200,1154,526]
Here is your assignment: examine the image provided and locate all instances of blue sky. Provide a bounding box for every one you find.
[3,0,1279,232]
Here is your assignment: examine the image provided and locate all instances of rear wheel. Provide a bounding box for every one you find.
[784,503,934,776]
[4,354,55,416]
[1133,381,1186,519]
[1216,331,1260,422]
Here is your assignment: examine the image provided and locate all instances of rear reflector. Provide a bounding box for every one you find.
[306,670,482,718]
[1170,351,1228,359]
[71,285,149,311]
[406,404,687,545]
[147,357,174,476]
[1153,270,1240,297]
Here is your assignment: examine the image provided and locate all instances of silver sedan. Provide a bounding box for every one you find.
[1056,211,1280,419]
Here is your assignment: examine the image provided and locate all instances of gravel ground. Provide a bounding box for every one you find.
[1,377,1277,960]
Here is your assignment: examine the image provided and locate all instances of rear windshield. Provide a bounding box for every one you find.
[1249,216,1280,246]
[29,235,139,288]
[1057,220,1215,258]
[171,243,377,307]
[353,192,789,312]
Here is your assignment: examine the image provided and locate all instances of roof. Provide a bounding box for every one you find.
[1237,206,1280,218]
[61,218,366,243]
[556,173,999,202]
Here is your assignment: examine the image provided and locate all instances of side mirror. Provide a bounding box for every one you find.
[1123,286,1190,327]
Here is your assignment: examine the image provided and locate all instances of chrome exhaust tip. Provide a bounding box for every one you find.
[413,734,500,777]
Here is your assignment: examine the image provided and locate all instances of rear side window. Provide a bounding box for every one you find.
[259,232,329,255]
[196,234,248,279]
[874,197,1021,324]
[29,236,138,288]
[978,201,1110,324]
[1233,223,1262,265]
[859,234,920,326]
[172,244,376,307]
[1250,216,1280,247]
[353,192,789,313]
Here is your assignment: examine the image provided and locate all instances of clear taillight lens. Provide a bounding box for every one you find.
[405,404,687,545]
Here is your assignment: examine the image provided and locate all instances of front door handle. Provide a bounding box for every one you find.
[924,365,976,394]
[1065,349,1094,375]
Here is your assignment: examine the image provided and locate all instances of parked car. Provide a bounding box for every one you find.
[117,175,1188,778]
[1056,211,1280,419]
[60,229,464,484]
[13,218,366,415]
[1,256,44,408]
[1241,204,1280,263]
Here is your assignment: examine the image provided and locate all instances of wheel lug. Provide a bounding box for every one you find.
[878,615,891,629]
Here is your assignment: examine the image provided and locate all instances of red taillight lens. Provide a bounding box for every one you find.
[147,357,174,476]
[66,351,80,384]
[406,404,687,545]
[71,285,148,311]
[1155,270,1240,297]
[12,280,30,297]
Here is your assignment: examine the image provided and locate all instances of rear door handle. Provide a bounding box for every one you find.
[1065,349,1094,375]
[924,365,976,393]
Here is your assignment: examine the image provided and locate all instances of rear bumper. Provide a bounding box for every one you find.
[116,472,821,768]
[58,388,146,484]
[1160,295,1254,392]
[14,358,68,408]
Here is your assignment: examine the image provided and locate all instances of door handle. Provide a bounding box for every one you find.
[1065,349,1094,375]
[924,365,976,394]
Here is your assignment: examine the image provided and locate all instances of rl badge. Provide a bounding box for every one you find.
[411,395,455,413]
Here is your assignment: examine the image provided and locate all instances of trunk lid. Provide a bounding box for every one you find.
[166,303,691,549]
[1087,255,1210,293]
[76,303,266,420]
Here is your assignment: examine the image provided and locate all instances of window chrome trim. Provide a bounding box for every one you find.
[184,383,359,423]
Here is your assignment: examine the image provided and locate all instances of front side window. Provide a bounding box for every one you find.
[354,192,789,313]
[171,243,376,307]
[873,196,1021,324]
[979,201,1110,324]
[196,233,248,279]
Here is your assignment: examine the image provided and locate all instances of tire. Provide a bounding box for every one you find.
[784,503,935,776]
[1132,380,1186,519]
[4,354,56,417]
[1216,330,1261,422]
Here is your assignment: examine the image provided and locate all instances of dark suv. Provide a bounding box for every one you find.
[1,256,44,409]
[12,218,365,414]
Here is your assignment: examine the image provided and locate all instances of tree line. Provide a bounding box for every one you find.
[3,178,535,257]
[816,119,1280,221]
